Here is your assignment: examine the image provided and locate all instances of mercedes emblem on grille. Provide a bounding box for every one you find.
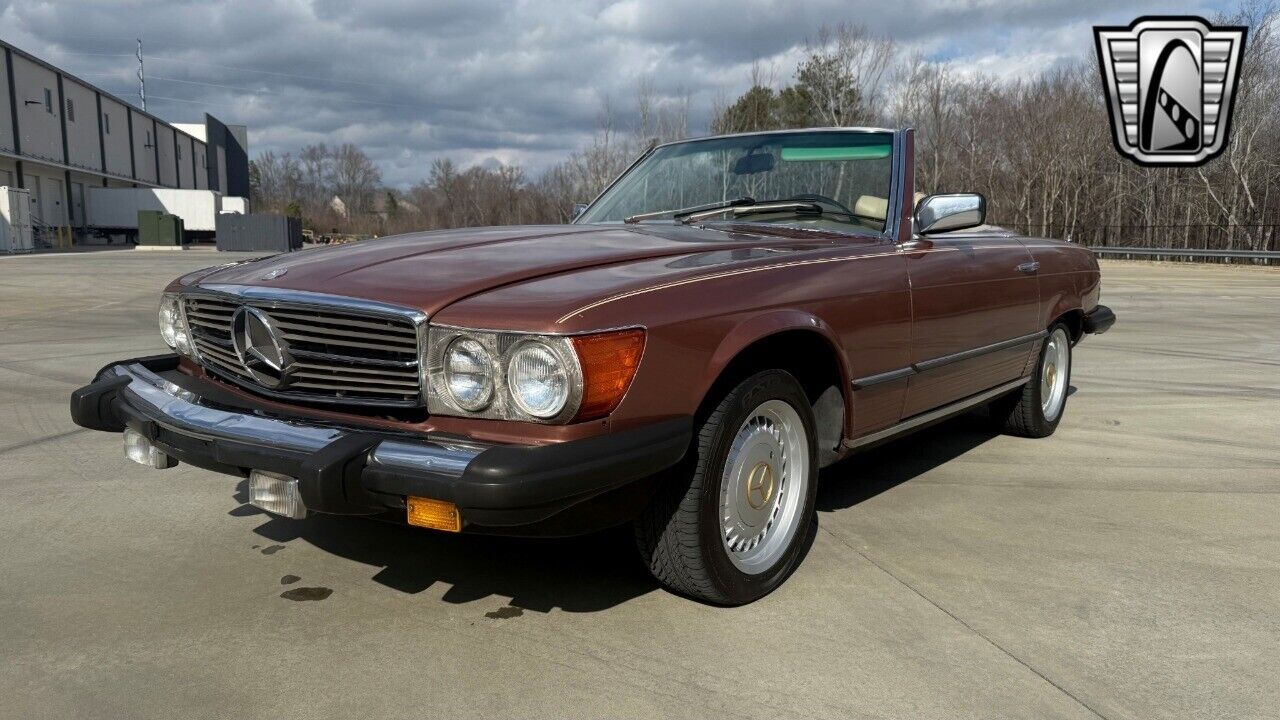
[231,307,294,389]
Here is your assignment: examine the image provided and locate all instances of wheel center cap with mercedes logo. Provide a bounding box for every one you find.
[231,306,293,388]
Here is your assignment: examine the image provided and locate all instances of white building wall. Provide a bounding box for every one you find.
[0,53,13,152]
[100,95,131,179]
[156,123,176,187]
[130,109,156,184]
[193,141,208,190]
[68,170,99,227]
[21,162,68,226]
[11,54,62,163]
[172,123,206,143]
[177,133,195,188]
[63,77,100,171]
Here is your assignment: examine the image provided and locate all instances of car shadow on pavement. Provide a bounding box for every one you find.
[225,399,1035,611]
[816,410,1001,512]
[232,481,657,613]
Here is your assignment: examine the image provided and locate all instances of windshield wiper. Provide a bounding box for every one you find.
[624,196,755,224]
[680,200,823,224]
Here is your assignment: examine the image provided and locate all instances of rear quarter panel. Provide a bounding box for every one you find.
[1021,239,1102,329]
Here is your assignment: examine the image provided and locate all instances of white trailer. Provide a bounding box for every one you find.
[85,188,241,233]
[220,196,250,215]
[0,186,35,253]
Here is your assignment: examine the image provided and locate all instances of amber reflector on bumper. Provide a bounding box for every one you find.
[571,329,646,421]
[406,496,462,532]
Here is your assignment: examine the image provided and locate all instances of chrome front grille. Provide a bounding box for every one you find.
[184,294,423,407]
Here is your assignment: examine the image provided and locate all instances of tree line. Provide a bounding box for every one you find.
[249,2,1277,253]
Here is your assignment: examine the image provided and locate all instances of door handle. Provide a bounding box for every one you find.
[1017,261,1040,274]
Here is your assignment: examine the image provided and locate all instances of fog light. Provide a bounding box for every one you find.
[248,471,307,519]
[123,428,176,469]
[406,496,462,532]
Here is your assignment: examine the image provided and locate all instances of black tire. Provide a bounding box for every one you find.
[633,369,819,605]
[990,323,1072,438]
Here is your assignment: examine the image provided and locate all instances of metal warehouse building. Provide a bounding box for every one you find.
[0,38,248,244]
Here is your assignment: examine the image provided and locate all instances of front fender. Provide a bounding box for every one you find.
[700,309,850,402]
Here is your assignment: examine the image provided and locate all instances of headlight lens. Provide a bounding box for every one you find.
[158,294,192,356]
[443,337,495,411]
[159,296,179,348]
[426,327,640,423]
[507,341,570,418]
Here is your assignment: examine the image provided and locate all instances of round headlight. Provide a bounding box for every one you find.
[507,341,570,418]
[159,296,179,349]
[444,337,495,411]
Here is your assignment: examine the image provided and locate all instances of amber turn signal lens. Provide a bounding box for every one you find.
[571,328,645,421]
[406,496,462,532]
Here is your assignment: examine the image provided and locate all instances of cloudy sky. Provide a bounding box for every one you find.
[0,0,1235,187]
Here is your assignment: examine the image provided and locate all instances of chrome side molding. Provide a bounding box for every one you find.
[851,331,1046,388]
[844,377,1028,450]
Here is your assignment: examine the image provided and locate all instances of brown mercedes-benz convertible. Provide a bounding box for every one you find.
[71,128,1113,604]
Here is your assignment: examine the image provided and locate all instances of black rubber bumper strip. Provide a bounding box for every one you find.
[1083,305,1116,334]
[70,354,180,432]
[363,417,693,514]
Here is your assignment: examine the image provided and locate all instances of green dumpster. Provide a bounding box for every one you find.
[158,214,185,246]
[137,210,163,245]
[137,211,185,246]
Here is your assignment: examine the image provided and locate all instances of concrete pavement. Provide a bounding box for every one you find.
[0,251,1276,719]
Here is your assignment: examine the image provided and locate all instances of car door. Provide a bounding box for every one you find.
[901,234,1041,416]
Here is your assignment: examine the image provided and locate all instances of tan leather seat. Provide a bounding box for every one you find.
[854,195,888,221]
[854,193,930,219]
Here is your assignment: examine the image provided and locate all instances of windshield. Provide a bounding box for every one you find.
[577,130,895,233]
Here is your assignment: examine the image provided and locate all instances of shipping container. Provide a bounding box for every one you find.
[215,214,302,252]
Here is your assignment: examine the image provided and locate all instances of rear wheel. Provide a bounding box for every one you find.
[991,323,1072,438]
[634,370,818,605]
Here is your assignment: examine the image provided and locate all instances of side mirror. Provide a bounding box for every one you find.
[571,203,589,221]
[915,193,985,235]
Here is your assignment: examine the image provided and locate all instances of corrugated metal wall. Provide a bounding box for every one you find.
[215,214,302,252]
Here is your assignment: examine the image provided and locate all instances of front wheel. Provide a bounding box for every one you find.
[634,370,818,605]
[990,323,1072,438]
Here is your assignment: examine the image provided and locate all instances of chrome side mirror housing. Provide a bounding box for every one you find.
[915,193,986,235]
[571,203,589,221]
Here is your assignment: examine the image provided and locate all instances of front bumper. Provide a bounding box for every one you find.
[70,355,691,531]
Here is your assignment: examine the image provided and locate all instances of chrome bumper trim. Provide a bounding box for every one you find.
[103,362,485,481]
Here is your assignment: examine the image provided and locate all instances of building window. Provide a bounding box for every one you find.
[146,130,152,148]
[66,98,75,122]
[104,113,110,134]
[43,88,52,114]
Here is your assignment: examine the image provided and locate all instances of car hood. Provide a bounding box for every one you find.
[194,223,847,317]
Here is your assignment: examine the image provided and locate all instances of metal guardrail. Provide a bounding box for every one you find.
[1088,247,1280,261]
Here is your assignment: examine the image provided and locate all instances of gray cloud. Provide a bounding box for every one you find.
[0,0,1232,186]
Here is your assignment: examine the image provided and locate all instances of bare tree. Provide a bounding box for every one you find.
[798,23,895,126]
[329,144,381,215]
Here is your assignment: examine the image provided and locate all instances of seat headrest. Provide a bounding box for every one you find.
[854,195,888,221]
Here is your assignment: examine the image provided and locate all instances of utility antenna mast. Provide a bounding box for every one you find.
[136,38,146,111]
